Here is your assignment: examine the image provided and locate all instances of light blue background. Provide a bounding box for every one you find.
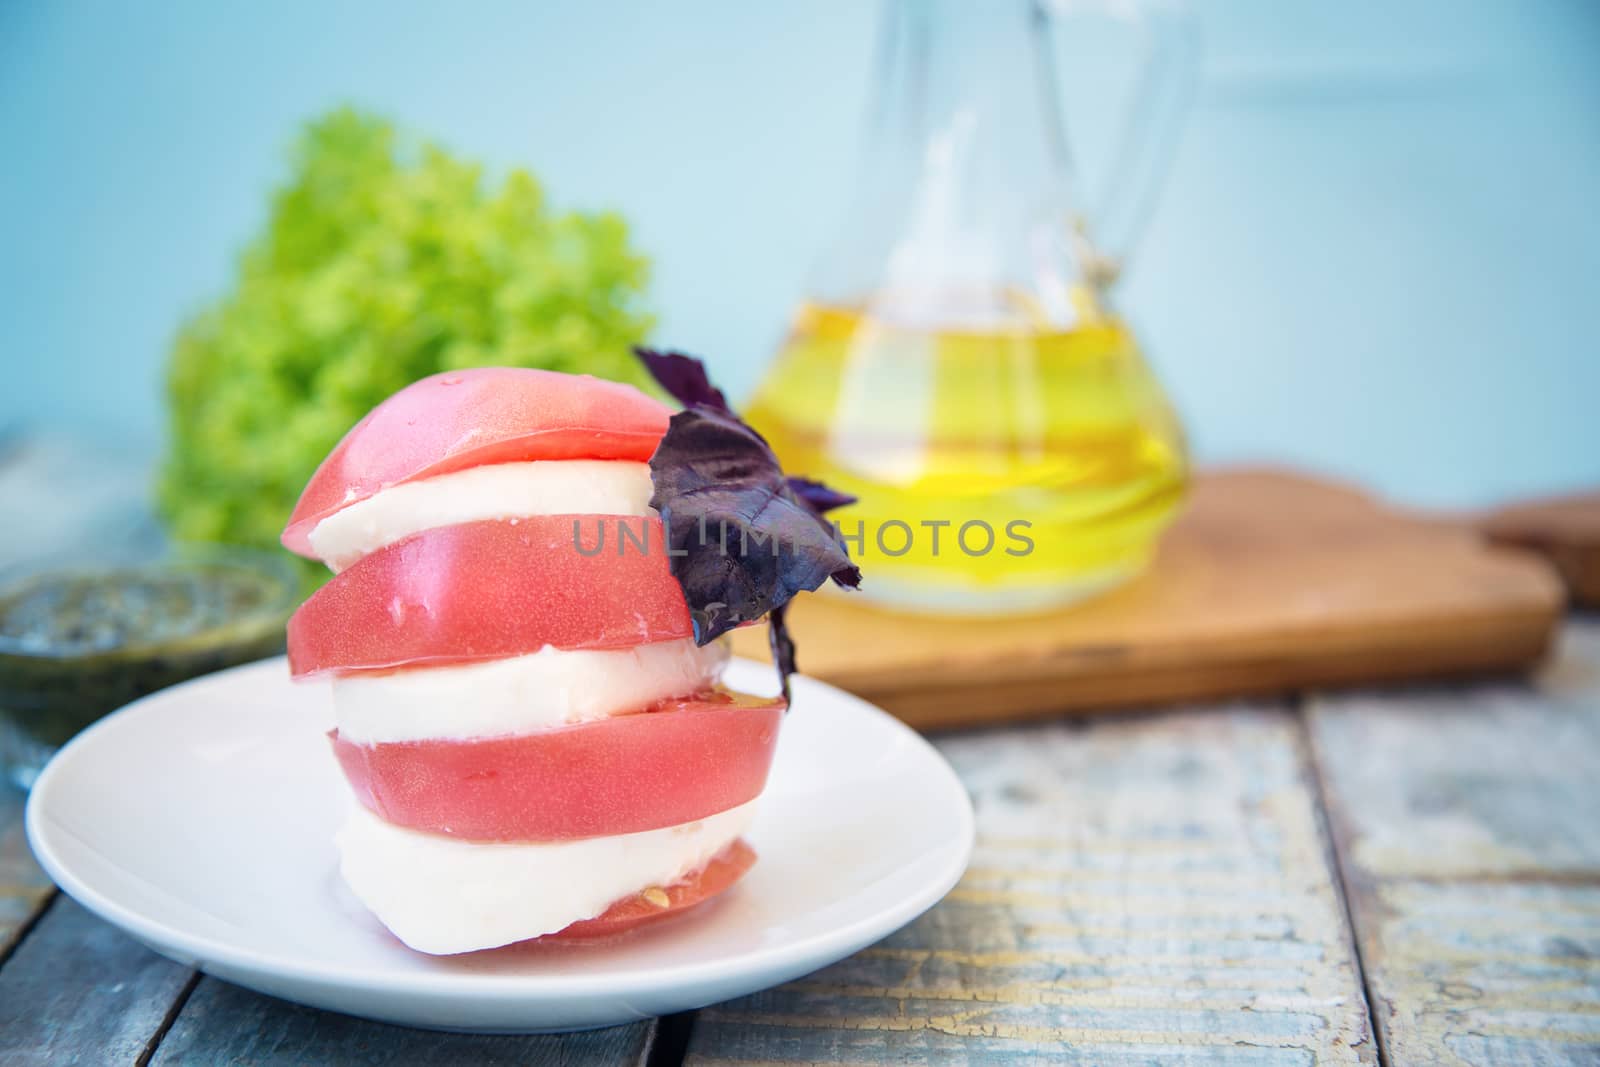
[3,1,1597,508]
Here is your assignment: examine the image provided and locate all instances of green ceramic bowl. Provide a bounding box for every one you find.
[0,546,298,789]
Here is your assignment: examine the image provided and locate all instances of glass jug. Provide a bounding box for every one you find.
[745,0,1197,614]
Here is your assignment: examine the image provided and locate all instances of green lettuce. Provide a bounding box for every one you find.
[159,108,654,584]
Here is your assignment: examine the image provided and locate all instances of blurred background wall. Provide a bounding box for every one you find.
[3,0,1597,508]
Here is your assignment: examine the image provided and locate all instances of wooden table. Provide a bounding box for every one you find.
[1,612,1595,1065]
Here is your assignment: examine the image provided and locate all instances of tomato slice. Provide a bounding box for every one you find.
[287,516,692,677]
[282,368,669,557]
[545,839,757,940]
[329,690,783,840]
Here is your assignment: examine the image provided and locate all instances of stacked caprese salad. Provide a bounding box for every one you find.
[281,355,858,954]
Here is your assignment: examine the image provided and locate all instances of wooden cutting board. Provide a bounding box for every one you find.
[730,468,1565,730]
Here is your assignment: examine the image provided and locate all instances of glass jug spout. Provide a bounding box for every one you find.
[814,0,1197,317]
[746,0,1197,616]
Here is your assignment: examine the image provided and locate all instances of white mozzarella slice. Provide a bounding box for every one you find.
[330,638,729,744]
[307,459,655,570]
[336,800,757,954]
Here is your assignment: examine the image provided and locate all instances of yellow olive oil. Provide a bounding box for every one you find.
[744,300,1187,613]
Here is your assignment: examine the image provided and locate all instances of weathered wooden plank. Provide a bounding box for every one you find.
[149,977,660,1065]
[0,895,194,1065]
[689,705,1376,1064]
[1308,619,1600,1066]
[0,786,55,961]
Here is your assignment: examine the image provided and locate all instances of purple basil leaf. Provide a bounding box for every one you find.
[634,347,729,412]
[649,406,860,656]
[767,604,796,704]
[787,476,857,516]
[636,348,860,699]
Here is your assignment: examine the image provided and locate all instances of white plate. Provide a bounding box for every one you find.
[25,657,973,1033]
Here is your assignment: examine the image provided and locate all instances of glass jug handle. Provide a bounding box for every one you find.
[1033,0,1199,288]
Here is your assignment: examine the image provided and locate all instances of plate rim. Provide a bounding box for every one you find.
[25,655,974,1001]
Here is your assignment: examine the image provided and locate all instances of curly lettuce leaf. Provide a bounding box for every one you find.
[160,109,655,587]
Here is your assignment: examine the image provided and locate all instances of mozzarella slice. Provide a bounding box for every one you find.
[330,638,729,744]
[337,800,757,954]
[307,460,655,570]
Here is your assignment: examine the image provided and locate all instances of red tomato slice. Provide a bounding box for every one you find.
[546,839,757,940]
[329,690,784,840]
[287,516,692,677]
[282,368,670,557]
